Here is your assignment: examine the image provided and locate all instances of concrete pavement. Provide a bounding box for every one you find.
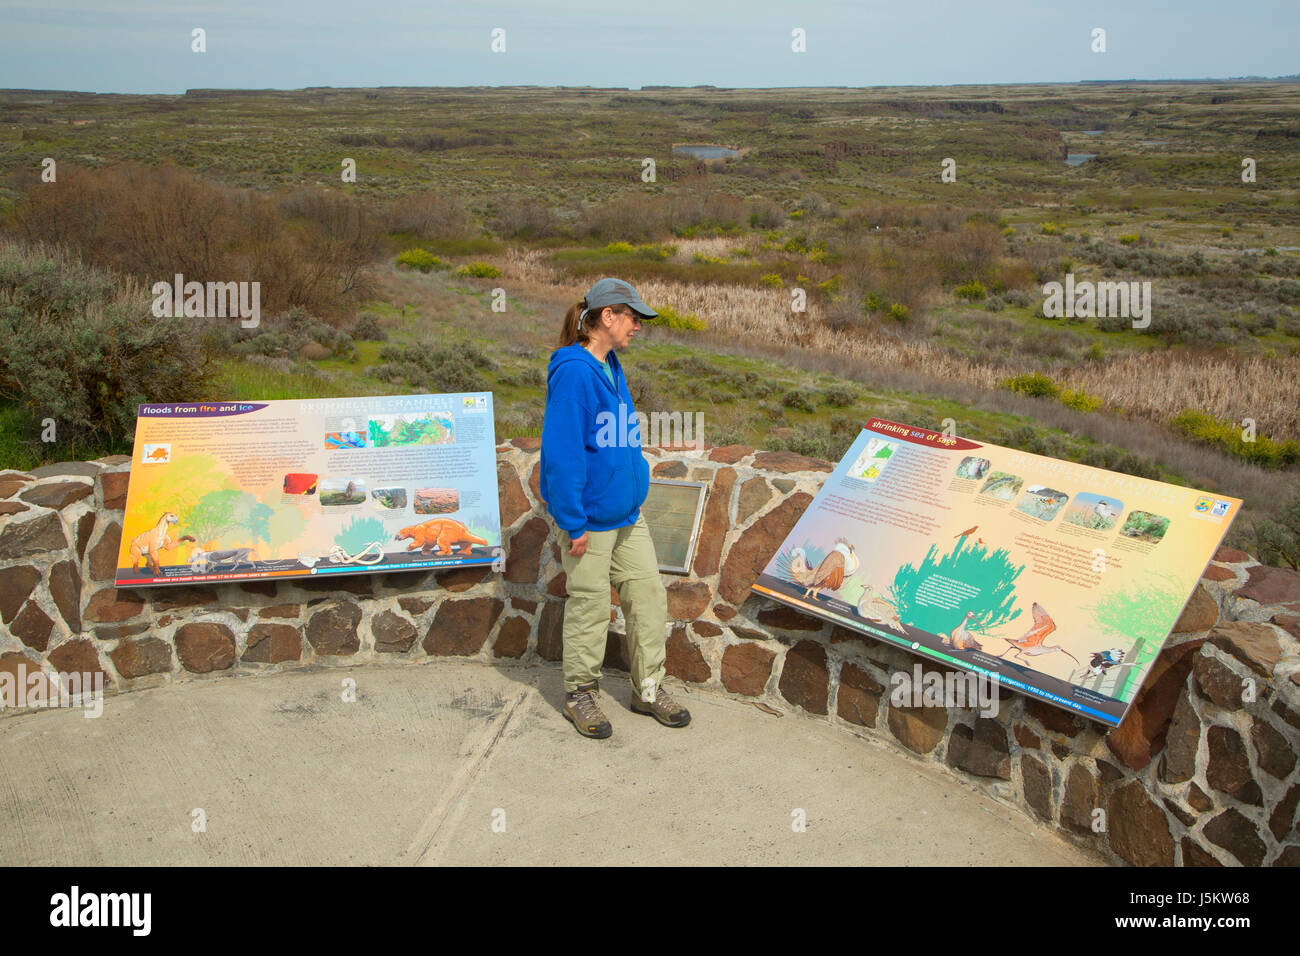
[0,662,1100,866]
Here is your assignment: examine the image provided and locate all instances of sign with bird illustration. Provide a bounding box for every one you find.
[751,418,1242,729]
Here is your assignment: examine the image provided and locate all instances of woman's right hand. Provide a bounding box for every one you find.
[568,532,589,557]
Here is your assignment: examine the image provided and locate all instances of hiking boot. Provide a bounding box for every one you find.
[630,683,691,728]
[563,680,612,739]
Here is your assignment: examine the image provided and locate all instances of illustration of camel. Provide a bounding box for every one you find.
[130,512,196,574]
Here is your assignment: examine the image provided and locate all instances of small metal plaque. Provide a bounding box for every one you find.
[642,479,708,575]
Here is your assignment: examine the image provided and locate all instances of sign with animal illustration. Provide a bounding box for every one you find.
[751,418,1242,728]
[115,393,501,587]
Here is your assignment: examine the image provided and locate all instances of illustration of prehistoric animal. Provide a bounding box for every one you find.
[326,543,385,565]
[395,518,489,556]
[856,584,905,633]
[955,526,978,539]
[944,610,983,650]
[189,545,260,574]
[129,512,197,574]
[147,447,170,462]
[1073,648,1134,683]
[997,602,1080,666]
[800,538,859,602]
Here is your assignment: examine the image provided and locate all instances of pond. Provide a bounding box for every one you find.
[1066,153,1097,166]
[673,144,739,160]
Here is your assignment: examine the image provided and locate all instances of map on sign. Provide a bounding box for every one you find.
[116,393,501,587]
[751,418,1241,728]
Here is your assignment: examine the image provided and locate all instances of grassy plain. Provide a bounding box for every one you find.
[1,81,1298,559]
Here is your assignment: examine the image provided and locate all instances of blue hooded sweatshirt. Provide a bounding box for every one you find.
[539,342,650,538]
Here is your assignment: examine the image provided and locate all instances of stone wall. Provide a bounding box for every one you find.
[2,440,1298,867]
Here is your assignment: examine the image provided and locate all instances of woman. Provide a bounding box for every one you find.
[539,277,691,739]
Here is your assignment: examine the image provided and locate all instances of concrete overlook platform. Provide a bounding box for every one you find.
[0,661,1096,866]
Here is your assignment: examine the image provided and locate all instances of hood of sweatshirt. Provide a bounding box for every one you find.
[546,342,624,395]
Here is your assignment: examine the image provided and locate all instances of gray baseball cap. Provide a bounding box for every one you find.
[581,277,658,321]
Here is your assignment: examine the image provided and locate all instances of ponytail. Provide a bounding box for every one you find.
[560,298,591,347]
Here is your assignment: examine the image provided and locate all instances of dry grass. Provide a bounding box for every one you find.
[1062,353,1300,439]
[635,277,999,384]
[635,277,1300,441]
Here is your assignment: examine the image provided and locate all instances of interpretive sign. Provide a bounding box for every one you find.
[642,479,708,574]
[752,418,1242,727]
[116,394,501,587]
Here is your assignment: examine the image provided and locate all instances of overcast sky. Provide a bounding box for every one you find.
[1,0,1296,94]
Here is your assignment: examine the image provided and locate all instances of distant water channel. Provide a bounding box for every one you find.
[673,144,739,160]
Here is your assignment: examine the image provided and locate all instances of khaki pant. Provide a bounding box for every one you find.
[559,515,667,697]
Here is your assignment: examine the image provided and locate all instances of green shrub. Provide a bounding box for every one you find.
[455,261,502,278]
[999,372,1061,399]
[351,312,387,341]
[780,389,816,413]
[0,238,217,459]
[396,248,445,272]
[1040,222,1060,235]
[233,306,358,362]
[693,252,729,265]
[1170,409,1300,468]
[1242,482,1300,570]
[369,341,495,393]
[862,291,886,314]
[766,423,854,462]
[954,280,986,301]
[665,356,713,376]
[1060,387,1102,412]
[817,275,842,299]
[654,303,706,331]
[1118,233,1140,246]
[820,385,856,407]
[759,273,783,288]
[887,302,911,322]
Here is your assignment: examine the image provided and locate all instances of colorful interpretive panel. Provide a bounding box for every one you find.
[751,418,1241,727]
[116,394,501,586]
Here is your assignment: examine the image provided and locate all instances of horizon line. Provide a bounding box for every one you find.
[5,75,1300,97]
